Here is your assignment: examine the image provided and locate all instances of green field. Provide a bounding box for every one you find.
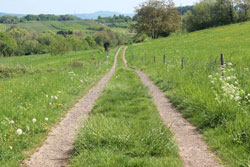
[1,20,99,33]
[126,21,250,166]
[69,49,182,166]
[0,24,6,32]
[0,49,116,166]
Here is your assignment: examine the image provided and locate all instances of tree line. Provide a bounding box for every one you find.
[0,14,80,24]
[97,15,133,23]
[183,0,250,32]
[0,27,127,57]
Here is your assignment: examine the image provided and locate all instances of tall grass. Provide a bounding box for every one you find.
[0,49,116,167]
[69,50,182,167]
[126,21,250,166]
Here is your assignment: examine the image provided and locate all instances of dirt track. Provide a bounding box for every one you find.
[122,47,223,167]
[22,47,122,167]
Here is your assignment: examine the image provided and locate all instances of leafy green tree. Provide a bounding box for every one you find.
[235,0,250,21]
[132,0,181,38]
[213,0,235,25]
[85,36,96,48]
[0,32,18,57]
[49,35,71,55]
[0,15,19,24]
[182,0,215,31]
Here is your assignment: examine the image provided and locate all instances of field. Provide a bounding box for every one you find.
[69,49,182,167]
[126,21,250,166]
[0,49,116,166]
[0,20,99,33]
[0,24,6,32]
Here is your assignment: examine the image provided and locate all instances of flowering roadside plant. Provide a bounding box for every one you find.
[209,62,249,106]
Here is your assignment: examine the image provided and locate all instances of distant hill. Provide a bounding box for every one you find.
[0,12,24,17]
[73,11,134,19]
[0,11,134,19]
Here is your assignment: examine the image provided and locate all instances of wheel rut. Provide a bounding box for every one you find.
[22,47,122,167]
[122,47,223,167]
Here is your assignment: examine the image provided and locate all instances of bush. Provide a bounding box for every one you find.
[0,32,18,57]
[133,33,148,43]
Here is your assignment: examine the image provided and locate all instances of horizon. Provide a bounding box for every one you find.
[0,0,198,15]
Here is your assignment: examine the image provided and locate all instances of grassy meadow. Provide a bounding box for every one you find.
[69,48,182,167]
[126,21,250,166]
[0,48,116,166]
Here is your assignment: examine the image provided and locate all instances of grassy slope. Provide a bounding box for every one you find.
[126,22,250,167]
[0,49,116,166]
[69,48,182,167]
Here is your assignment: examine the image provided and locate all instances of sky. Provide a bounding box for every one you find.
[0,0,199,15]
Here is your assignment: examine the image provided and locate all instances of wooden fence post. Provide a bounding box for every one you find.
[181,57,184,69]
[221,53,225,77]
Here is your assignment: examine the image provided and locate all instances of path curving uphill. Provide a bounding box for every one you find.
[122,47,223,167]
[23,47,122,167]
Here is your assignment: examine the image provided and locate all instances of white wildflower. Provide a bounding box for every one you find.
[32,118,37,123]
[234,96,241,101]
[9,146,13,150]
[45,117,48,121]
[16,129,22,135]
[10,120,14,124]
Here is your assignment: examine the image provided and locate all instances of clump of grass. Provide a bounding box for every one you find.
[69,60,86,67]
[126,21,250,166]
[70,65,182,167]
[0,64,28,78]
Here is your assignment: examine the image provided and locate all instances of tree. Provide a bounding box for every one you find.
[85,36,96,48]
[48,35,71,55]
[235,0,250,21]
[132,0,181,38]
[183,0,215,32]
[0,33,17,57]
[213,0,235,25]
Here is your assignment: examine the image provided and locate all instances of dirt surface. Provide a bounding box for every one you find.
[122,47,223,167]
[22,47,122,167]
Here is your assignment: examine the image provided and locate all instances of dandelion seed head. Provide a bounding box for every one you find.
[32,118,37,123]
[16,129,22,135]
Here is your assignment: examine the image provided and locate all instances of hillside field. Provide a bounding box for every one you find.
[126,21,250,166]
[0,20,99,33]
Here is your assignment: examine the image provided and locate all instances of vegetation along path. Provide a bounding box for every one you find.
[22,47,122,167]
[123,47,223,167]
